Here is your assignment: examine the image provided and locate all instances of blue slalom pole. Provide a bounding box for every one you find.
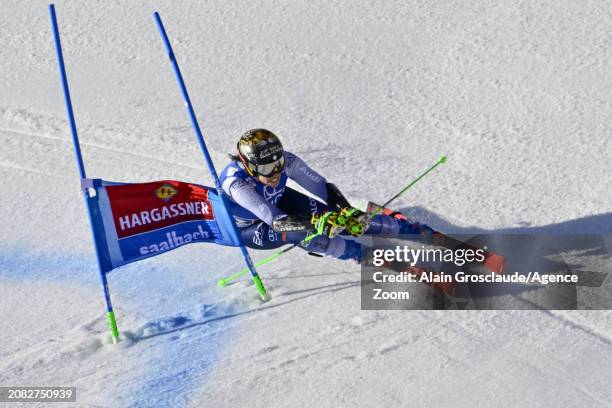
[153,12,269,301]
[49,4,120,342]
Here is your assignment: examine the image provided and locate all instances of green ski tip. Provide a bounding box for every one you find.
[217,278,227,287]
[439,155,447,163]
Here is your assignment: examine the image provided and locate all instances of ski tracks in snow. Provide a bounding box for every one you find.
[0,107,205,181]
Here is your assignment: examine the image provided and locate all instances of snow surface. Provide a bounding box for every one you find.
[1,1,611,407]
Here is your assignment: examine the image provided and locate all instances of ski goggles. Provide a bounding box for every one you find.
[245,155,285,177]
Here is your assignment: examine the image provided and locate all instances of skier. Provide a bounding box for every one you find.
[219,129,432,261]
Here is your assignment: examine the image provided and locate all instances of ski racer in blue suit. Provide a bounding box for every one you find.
[219,129,431,261]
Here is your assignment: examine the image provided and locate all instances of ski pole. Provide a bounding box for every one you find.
[378,155,446,212]
[217,245,295,287]
[216,231,325,287]
[217,229,322,286]
[217,155,446,286]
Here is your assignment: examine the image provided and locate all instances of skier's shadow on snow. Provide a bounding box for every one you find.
[398,206,612,310]
[405,206,612,236]
[128,210,612,341]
